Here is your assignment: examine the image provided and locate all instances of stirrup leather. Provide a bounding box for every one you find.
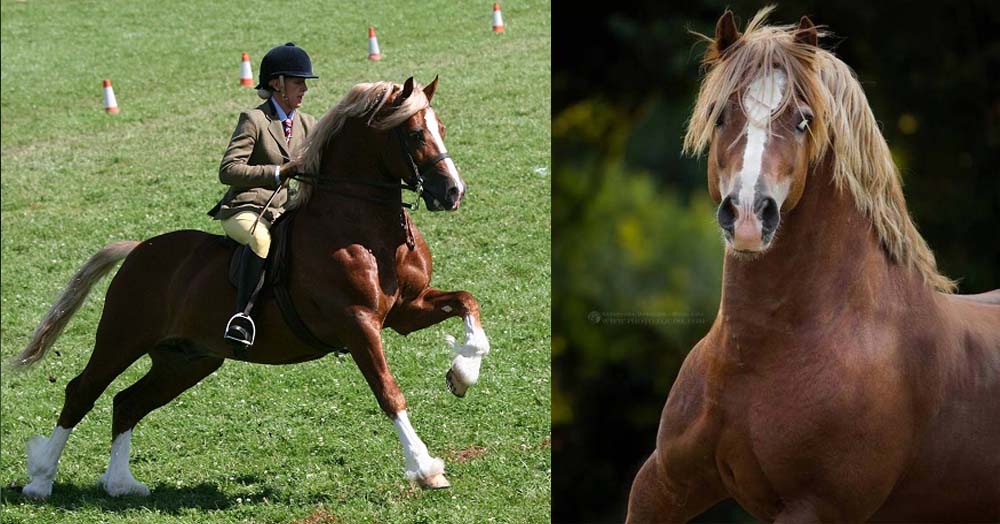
[224,312,256,347]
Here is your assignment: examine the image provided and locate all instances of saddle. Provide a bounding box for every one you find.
[225,210,348,355]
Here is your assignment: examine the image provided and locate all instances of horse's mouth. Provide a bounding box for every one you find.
[423,195,461,212]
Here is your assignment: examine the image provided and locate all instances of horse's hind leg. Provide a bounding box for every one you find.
[23,333,149,499]
[387,288,490,397]
[100,346,223,497]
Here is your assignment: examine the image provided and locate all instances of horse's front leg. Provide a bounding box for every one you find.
[387,288,490,397]
[343,310,450,489]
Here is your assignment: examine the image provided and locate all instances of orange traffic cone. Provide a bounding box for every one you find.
[492,3,505,33]
[103,79,119,114]
[239,52,254,86]
[367,27,382,61]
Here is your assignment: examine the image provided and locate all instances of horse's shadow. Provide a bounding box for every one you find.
[0,476,278,514]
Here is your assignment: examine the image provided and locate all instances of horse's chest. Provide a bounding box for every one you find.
[712,349,914,517]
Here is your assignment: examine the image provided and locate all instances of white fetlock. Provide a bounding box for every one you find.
[99,430,150,497]
[24,427,72,500]
[394,411,450,489]
[445,316,491,396]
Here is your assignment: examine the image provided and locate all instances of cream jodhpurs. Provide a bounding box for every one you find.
[220,211,272,258]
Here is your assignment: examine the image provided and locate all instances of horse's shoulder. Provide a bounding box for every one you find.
[659,336,724,438]
[330,243,378,268]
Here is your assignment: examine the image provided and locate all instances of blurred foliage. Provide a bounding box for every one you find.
[552,1,999,522]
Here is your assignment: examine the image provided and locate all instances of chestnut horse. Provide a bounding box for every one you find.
[13,77,491,499]
[626,9,999,523]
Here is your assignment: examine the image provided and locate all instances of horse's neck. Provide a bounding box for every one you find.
[718,155,928,341]
[322,120,387,187]
[303,122,401,218]
[297,121,407,246]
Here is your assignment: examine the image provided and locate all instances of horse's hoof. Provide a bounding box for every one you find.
[418,473,451,490]
[21,480,52,500]
[446,369,467,398]
[100,473,150,497]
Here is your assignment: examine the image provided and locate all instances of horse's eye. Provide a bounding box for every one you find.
[715,109,725,128]
[796,113,813,133]
[409,129,425,144]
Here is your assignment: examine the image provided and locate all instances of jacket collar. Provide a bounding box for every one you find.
[258,100,295,160]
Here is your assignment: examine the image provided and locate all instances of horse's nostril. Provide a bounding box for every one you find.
[448,186,461,199]
[758,197,780,234]
[717,196,737,233]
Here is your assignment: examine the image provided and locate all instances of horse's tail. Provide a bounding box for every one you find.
[10,241,140,370]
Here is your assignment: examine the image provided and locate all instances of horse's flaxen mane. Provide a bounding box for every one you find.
[287,80,430,209]
[684,6,954,292]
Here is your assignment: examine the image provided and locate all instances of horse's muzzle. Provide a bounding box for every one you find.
[718,193,780,252]
[423,180,465,211]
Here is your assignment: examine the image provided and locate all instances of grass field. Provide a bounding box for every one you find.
[1,1,550,522]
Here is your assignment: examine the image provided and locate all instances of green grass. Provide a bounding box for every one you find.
[1,1,550,522]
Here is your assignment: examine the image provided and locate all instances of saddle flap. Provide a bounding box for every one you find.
[224,211,347,355]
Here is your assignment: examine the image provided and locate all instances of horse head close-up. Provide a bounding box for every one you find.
[689,11,823,254]
[625,7,999,523]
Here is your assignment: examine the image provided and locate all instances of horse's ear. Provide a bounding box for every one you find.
[709,10,742,60]
[423,75,439,102]
[795,16,818,48]
[399,77,415,104]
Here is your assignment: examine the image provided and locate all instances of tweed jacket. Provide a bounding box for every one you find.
[209,100,316,223]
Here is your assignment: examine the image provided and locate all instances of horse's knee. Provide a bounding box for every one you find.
[454,291,479,314]
[376,390,406,416]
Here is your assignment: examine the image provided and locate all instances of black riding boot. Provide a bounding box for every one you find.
[224,250,267,348]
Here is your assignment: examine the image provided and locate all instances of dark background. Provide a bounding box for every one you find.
[551,1,999,522]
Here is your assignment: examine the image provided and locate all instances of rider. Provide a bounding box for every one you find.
[208,42,318,349]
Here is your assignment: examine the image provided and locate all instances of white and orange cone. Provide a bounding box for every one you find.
[239,52,254,86]
[103,79,119,114]
[492,3,505,33]
[367,27,382,61]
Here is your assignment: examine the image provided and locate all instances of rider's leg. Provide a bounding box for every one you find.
[220,211,271,347]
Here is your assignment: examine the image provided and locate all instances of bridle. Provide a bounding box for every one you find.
[288,96,451,211]
[279,98,453,250]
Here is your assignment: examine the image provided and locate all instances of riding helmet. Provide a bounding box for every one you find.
[256,42,318,90]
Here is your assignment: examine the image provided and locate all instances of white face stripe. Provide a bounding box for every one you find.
[736,69,787,206]
[423,108,465,195]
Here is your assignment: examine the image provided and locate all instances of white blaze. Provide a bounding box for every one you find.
[423,108,465,196]
[737,69,786,206]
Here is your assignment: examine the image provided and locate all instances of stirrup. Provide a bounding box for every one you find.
[224,313,256,347]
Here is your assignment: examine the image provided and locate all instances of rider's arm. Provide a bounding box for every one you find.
[219,111,282,190]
